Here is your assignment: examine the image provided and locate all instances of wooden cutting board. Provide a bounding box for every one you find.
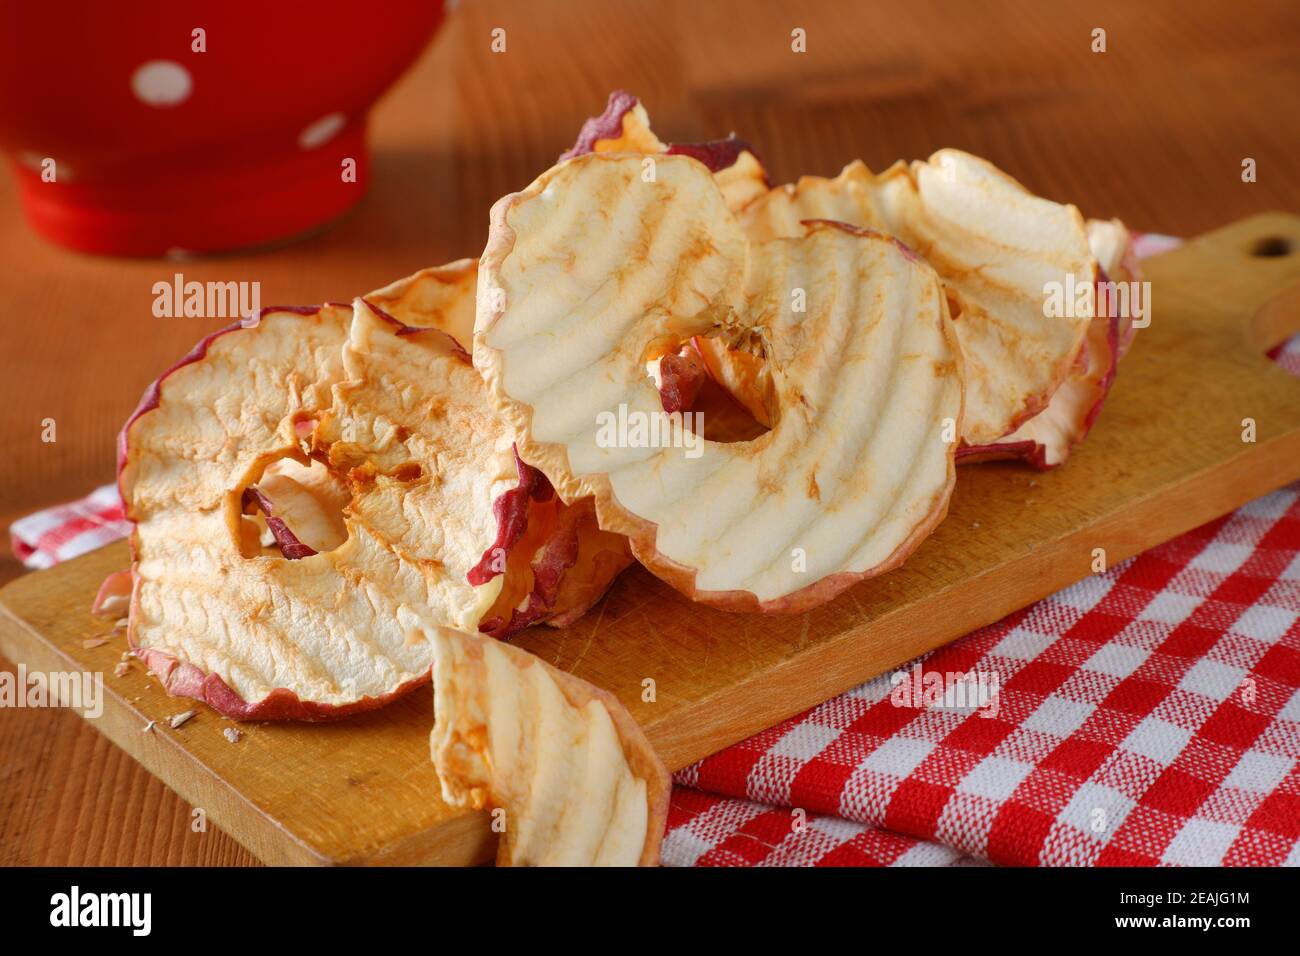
[3,212,1300,866]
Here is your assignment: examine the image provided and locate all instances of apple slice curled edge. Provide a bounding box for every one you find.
[955,219,1143,469]
[561,88,771,214]
[91,569,133,618]
[354,274,633,640]
[430,624,670,866]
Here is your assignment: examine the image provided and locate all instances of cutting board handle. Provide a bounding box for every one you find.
[1149,212,1300,355]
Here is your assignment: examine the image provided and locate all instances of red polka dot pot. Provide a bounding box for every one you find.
[0,3,446,256]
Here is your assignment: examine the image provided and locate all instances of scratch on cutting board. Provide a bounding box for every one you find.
[845,589,869,622]
[738,619,754,667]
[610,589,657,622]
[561,596,607,673]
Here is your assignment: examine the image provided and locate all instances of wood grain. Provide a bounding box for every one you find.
[3,0,1299,865]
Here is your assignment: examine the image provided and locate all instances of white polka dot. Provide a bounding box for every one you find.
[298,112,346,150]
[131,61,192,107]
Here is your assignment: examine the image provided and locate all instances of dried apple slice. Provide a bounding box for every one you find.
[567,99,1111,461]
[429,625,670,866]
[956,218,1142,468]
[253,458,350,552]
[243,485,317,559]
[347,273,632,635]
[91,569,133,618]
[476,153,962,612]
[740,151,1098,448]
[352,94,763,373]
[118,305,442,719]
[120,281,630,719]
[240,457,349,558]
[361,258,478,351]
[544,499,637,628]
[1088,217,1143,358]
[306,297,531,635]
[561,89,770,212]
[561,89,666,160]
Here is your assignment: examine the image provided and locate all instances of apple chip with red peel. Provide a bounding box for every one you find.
[361,259,478,352]
[562,89,770,213]
[478,496,631,636]
[954,306,1115,469]
[476,153,962,613]
[561,90,666,160]
[740,151,1098,448]
[309,297,528,634]
[118,282,629,720]
[91,569,133,618]
[118,305,441,720]
[1088,217,1143,357]
[955,218,1142,469]
[332,276,632,638]
[670,139,771,212]
[429,625,670,866]
[243,485,318,559]
[543,498,635,628]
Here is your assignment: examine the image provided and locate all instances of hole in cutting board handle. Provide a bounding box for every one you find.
[1238,225,1300,355]
[1249,236,1294,258]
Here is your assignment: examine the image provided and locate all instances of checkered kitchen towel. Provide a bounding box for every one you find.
[665,482,1300,866]
[8,483,131,570]
[9,239,1300,867]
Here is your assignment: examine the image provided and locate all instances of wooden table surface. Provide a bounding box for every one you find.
[3,0,1298,866]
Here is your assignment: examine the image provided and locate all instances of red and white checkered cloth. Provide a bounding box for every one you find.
[8,483,131,570]
[665,482,1300,866]
[9,237,1300,867]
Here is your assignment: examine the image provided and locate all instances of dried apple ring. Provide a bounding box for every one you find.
[476,153,963,613]
[740,151,1100,451]
[120,275,630,719]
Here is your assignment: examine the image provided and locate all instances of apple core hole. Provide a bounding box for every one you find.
[238,456,349,559]
[648,338,773,444]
